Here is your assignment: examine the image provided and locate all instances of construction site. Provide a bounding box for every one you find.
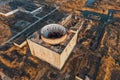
[0,0,120,80]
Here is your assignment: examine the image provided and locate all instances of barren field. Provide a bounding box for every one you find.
[0,0,120,80]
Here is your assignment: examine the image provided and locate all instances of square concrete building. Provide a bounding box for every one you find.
[27,15,84,69]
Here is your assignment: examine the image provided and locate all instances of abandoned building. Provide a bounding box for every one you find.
[0,0,84,70]
[27,13,84,69]
[27,24,76,69]
[0,2,84,69]
[1,1,85,69]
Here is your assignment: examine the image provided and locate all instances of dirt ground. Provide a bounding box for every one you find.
[0,0,120,80]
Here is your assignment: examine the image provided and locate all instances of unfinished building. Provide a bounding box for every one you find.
[27,14,84,69]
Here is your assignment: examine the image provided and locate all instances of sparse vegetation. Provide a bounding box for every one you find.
[0,0,120,80]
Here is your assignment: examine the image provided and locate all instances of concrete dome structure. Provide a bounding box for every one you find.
[41,24,67,45]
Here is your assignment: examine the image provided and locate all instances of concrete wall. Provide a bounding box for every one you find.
[31,6,43,15]
[60,14,72,25]
[0,9,19,16]
[13,41,27,48]
[27,27,79,69]
[5,9,19,16]
[27,31,78,69]
[27,39,60,69]
[59,21,84,69]
[60,32,78,69]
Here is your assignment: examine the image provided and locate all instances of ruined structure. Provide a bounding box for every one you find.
[0,0,120,80]
[27,22,80,69]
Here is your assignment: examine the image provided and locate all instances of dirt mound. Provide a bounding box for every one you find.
[0,21,12,45]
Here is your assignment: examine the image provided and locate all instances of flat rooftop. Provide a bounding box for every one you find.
[28,14,79,54]
[29,31,75,53]
[28,11,70,53]
[12,9,67,46]
[7,11,38,36]
[0,0,41,13]
[0,11,38,45]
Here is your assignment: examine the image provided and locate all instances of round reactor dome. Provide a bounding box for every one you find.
[41,24,67,45]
